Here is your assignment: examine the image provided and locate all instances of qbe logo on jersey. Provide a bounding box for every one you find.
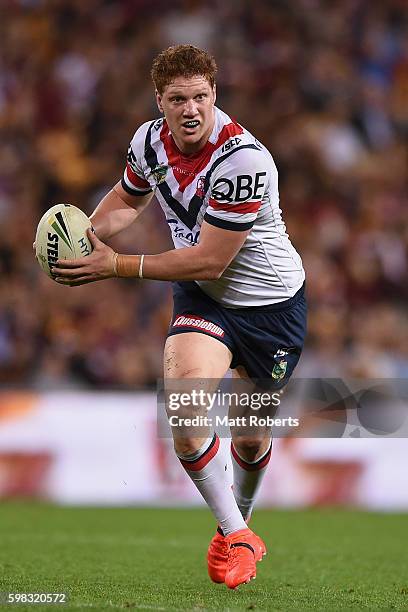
[210,172,267,203]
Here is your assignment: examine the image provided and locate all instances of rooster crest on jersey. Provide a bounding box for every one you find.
[152,163,168,184]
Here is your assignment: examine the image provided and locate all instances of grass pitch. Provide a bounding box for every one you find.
[0,503,407,611]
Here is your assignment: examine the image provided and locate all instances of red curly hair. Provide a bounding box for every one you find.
[151,45,217,94]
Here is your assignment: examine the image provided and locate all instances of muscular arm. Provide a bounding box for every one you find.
[90,180,153,241]
[117,222,250,281]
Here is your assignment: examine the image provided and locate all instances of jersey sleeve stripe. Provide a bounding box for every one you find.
[125,164,151,190]
[208,198,262,215]
[121,177,152,196]
[204,212,254,231]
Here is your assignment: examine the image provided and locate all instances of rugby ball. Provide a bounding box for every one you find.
[35,203,92,279]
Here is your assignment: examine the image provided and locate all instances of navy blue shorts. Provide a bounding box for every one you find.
[168,281,307,389]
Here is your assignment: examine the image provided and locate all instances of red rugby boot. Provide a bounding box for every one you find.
[225,528,260,589]
[207,526,266,584]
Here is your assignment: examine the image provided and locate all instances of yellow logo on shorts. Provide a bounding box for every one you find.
[272,349,289,381]
[271,359,287,381]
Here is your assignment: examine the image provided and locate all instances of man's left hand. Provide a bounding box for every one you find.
[52,229,117,286]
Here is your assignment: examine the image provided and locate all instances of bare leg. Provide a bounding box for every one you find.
[164,332,232,454]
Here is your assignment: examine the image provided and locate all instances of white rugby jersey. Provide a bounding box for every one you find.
[122,106,305,307]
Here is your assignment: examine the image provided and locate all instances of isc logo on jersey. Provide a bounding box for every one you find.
[210,172,267,203]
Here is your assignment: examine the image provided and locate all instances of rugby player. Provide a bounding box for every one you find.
[52,45,307,589]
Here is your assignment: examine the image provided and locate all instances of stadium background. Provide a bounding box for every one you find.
[0,0,408,508]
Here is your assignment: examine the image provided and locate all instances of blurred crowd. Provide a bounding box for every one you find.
[0,0,407,388]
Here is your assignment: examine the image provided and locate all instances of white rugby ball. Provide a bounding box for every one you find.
[35,203,92,279]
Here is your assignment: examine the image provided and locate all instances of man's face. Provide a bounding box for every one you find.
[156,76,216,155]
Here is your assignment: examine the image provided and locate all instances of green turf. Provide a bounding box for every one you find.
[0,504,407,611]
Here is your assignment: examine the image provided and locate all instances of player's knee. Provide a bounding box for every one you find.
[232,435,268,462]
[173,436,206,457]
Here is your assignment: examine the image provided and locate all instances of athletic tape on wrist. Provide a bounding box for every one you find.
[116,254,144,278]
